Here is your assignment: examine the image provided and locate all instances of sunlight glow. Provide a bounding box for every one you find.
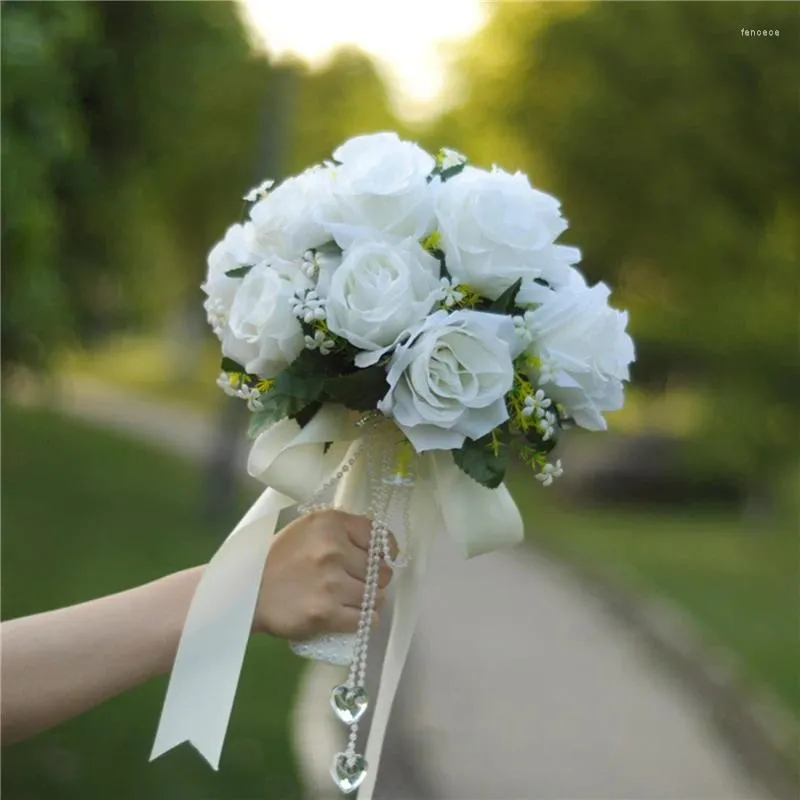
[238,0,488,121]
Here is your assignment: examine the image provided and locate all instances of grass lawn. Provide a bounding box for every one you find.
[1,404,304,799]
[507,468,799,718]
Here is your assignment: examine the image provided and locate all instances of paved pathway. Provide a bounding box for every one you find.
[46,378,768,799]
[400,534,766,799]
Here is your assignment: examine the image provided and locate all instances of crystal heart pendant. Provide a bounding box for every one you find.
[331,752,368,794]
[330,684,369,725]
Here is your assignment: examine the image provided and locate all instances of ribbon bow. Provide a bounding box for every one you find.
[151,405,523,798]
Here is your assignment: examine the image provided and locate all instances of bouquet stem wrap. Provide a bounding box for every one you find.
[151,405,523,797]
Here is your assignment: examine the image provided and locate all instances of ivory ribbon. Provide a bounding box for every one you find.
[151,405,524,796]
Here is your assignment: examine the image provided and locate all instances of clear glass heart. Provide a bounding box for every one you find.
[329,684,368,725]
[330,752,368,794]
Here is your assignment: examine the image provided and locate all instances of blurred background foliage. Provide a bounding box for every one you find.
[1,1,404,368]
[3,1,256,356]
[2,1,798,796]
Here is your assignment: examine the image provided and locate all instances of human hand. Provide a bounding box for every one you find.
[253,510,394,641]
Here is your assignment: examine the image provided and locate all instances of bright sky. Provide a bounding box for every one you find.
[237,0,489,121]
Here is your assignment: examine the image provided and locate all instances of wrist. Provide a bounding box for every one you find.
[147,566,205,676]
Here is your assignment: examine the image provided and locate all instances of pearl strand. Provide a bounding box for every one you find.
[328,416,416,788]
[297,443,363,515]
[340,431,392,768]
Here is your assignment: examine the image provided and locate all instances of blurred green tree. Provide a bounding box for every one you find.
[433,1,799,496]
[1,1,268,368]
[284,47,410,174]
[1,3,407,372]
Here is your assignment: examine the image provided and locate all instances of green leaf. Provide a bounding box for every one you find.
[453,432,509,489]
[283,348,337,377]
[246,390,320,439]
[245,364,326,439]
[439,162,467,182]
[487,278,522,315]
[225,265,252,279]
[315,240,343,257]
[291,400,322,428]
[248,407,282,439]
[430,248,447,275]
[221,356,246,373]
[324,365,388,410]
[523,428,558,454]
[272,369,325,404]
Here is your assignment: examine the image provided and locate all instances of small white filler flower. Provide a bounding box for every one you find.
[535,459,564,487]
[304,329,335,355]
[243,179,274,203]
[437,277,464,308]
[522,389,552,419]
[291,290,327,324]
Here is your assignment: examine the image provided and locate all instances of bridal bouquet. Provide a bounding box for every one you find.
[153,133,634,797]
[206,133,632,485]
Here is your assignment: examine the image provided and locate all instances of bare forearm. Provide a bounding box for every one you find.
[1,566,203,745]
[0,510,385,746]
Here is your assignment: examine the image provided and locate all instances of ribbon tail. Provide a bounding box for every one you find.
[150,487,293,769]
[428,451,524,558]
[357,489,438,800]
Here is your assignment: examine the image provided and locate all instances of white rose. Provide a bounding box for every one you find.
[248,165,335,260]
[202,223,256,338]
[323,132,436,249]
[319,237,441,355]
[436,166,577,300]
[526,282,635,430]
[378,310,519,452]
[223,261,310,377]
[513,261,590,309]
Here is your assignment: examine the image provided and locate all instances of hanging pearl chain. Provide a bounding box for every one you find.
[296,411,415,784]
[297,442,363,516]
[340,423,395,767]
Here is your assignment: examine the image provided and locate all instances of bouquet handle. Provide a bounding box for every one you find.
[289,440,371,665]
[291,633,357,665]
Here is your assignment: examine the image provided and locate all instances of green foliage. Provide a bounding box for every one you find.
[2,2,268,368]
[224,266,252,279]
[273,368,326,406]
[453,431,510,489]
[220,356,245,374]
[282,347,340,378]
[247,395,323,438]
[247,408,274,440]
[438,163,468,182]
[323,364,389,410]
[1,6,409,380]
[284,49,412,175]
[486,278,523,315]
[247,369,325,435]
[248,359,389,433]
[292,400,323,428]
